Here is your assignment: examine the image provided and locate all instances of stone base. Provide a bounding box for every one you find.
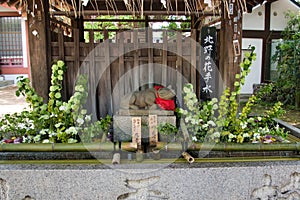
[113,113,176,142]
[117,109,174,116]
[0,80,14,88]
[0,161,299,199]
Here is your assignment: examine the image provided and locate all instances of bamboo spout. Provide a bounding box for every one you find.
[182,152,194,164]
[112,153,121,164]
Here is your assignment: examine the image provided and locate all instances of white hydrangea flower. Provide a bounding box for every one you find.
[192,136,198,142]
[212,104,218,110]
[55,123,63,128]
[42,139,50,143]
[207,120,216,127]
[240,121,248,129]
[33,135,41,142]
[253,133,261,140]
[229,133,236,139]
[213,132,220,138]
[28,122,34,130]
[247,117,255,123]
[40,129,49,135]
[49,131,57,137]
[67,138,78,143]
[190,118,196,125]
[18,123,26,129]
[85,115,91,122]
[211,98,218,104]
[59,105,67,111]
[202,124,209,128]
[76,118,84,125]
[75,85,84,92]
[66,127,77,135]
[243,133,250,138]
[1,125,8,131]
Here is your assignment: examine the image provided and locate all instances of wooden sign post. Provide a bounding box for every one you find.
[132,117,142,150]
[219,0,243,90]
[148,115,158,147]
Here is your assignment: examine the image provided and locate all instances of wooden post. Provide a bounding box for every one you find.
[176,31,183,106]
[219,0,243,90]
[191,29,197,89]
[132,117,142,150]
[162,30,168,86]
[72,16,85,42]
[133,29,139,90]
[148,115,158,147]
[104,30,113,115]
[148,29,154,88]
[27,0,50,100]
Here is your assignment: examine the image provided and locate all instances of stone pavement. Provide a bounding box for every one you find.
[0,85,29,118]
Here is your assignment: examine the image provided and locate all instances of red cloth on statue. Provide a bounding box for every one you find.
[154,86,176,111]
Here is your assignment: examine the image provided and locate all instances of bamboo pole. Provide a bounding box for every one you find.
[182,152,195,164]
[0,142,299,152]
[1,143,53,152]
[156,142,300,152]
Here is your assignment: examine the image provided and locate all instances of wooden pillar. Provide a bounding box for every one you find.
[27,0,50,100]
[191,15,205,98]
[219,0,243,90]
[262,2,271,82]
[72,16,85,42]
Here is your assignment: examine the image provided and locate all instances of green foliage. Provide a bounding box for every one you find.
[179,46,288,143]
[160,16,191,37]
[157,122,178,143]
[270,11,300,108]
[80,115,112,143]
[157,123,178,136]
[179,83,218,142]
[0,60,112,143]
[84,15,137,42]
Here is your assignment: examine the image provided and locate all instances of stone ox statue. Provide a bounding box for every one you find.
[120,86,176,110]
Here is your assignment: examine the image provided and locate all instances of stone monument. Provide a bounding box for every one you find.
[114,86,177,147]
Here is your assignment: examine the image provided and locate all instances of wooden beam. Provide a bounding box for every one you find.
[27,0,50,101]
[84,18,191,23]
[52,10,219,16]
[0,11,20,17]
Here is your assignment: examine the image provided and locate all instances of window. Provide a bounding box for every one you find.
[0,17,23,67]
[0,17,23,57]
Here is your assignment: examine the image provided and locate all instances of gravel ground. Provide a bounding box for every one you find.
[0,85,29,118]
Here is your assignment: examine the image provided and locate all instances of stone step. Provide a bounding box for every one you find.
[0,80,14,88]
[239,94,252,103]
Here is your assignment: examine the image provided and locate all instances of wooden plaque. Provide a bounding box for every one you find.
[132,117,142,150]
[148,115,158,146]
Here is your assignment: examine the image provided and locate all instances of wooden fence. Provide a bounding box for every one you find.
[51,27,206,118]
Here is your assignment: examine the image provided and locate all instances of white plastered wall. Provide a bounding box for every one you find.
[270,0,300,30]
[243,4,265,30]
[241,38,263,94]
